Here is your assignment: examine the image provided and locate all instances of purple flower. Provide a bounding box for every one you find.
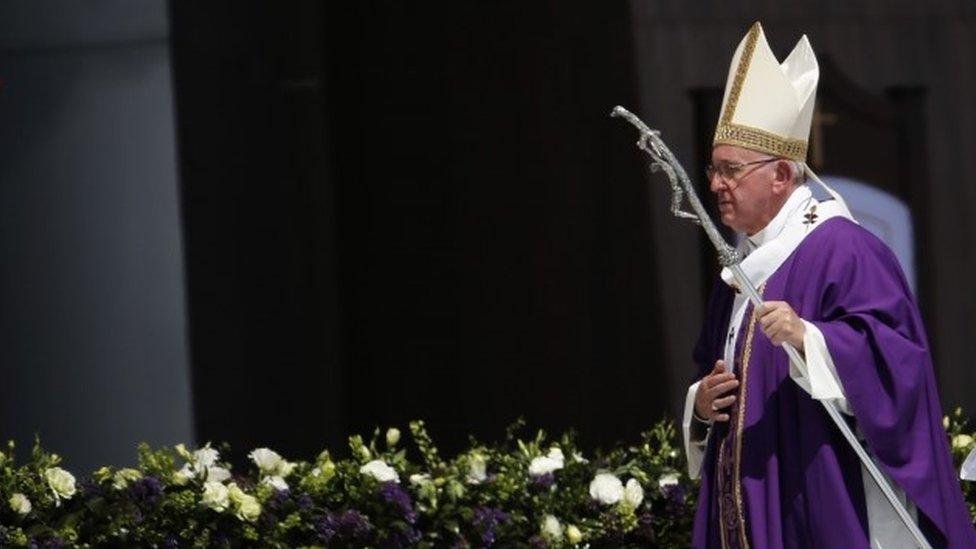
[380,481,419,523]
[268,489,291,511]
[30,539,66,549]
[79,479,106,498]
[637,510,656,542]
[314,513,338,543]
[297,493,314,510]
[128,476,164,506]
[531,472,554,490]
[663,483,687,515]
[338,509,374,541]
[472,506,510,546]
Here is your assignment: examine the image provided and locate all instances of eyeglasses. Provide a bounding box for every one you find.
[705,157,778,186]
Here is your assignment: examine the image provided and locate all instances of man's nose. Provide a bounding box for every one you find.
[708,174,725,194]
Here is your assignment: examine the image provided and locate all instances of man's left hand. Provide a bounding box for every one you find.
[757,301,805,351]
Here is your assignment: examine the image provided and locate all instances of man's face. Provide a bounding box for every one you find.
[709,145,785,235]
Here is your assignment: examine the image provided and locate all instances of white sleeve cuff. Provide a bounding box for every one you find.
[795,320,852,415]
[682,380,710,479]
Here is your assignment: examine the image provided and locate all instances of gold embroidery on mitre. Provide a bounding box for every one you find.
[714,123,808,162]
[718,22,762,127]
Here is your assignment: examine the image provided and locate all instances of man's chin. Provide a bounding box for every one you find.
[719,213,736,230]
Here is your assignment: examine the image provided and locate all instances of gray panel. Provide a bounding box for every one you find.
[0,1,193,472]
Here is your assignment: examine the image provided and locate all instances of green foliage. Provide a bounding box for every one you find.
[0,413,973,547]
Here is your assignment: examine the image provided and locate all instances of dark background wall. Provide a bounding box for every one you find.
[170,1,665,463]
[2,1,975,471]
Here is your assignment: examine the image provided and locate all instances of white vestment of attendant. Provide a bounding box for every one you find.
[680,185,917,548]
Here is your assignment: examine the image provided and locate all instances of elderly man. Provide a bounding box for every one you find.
[682,22,975,548]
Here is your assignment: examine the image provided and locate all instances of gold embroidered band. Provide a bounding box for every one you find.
[714,123,808,162]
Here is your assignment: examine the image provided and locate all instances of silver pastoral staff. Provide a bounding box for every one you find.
[611,105,931,549]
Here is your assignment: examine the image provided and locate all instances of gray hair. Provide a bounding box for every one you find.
[789,160,807,186]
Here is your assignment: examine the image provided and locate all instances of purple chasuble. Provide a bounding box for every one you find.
[691,217,976,548]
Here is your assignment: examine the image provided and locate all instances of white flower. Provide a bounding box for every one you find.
[572,451,588,464]
[541,514,564,540]
[112,468,143,490]
[410,473,432,486]
[227,482,262,521]
[8,493,31,516]
[360,459,400,483]
[467,453,487,484]
[262,475,289,491]
[236,493,261,522]
[204,466,232,483]
[623,478,645,508]
[953,434,974,451]
[249,448,287,474]
[193,446,220,469]
[278,460,297,478]
[201,481,230,512]
[173,464,194,485]
[386,428,401,447]
[529,447,565,477]
[658,472,680,489]
[566,524,583,544]
[45,467,77,501]
[589,472,624,505]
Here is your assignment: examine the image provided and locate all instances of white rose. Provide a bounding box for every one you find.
[541,514,563,540]
[528,456,558,476]
[566,524,583,544]
[202,481,230,512]
[112,468,143,490]
[193,447,220,469]
[360,459,400,483]
[277,460,297,478]
[623,478,645,508]
[467,453,487,484]
[236,493,261,522]
[205,466,232,483]
[530,447,565,477]
[45,467,77,501]
[249,448,284,474]
[262,475,289,491]
[173,464,194,485]
[175,443,192,460]
[8,493,31,516]
[658,472,680,489]
[409,473,431,486]
[227,482,247,505]
[953,434,974,451]
[589,472,624,505]
[386,428,401,447]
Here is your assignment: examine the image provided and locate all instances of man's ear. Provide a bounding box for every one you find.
[772,160,793,195]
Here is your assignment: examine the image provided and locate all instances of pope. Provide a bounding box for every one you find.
[681,22,976,548]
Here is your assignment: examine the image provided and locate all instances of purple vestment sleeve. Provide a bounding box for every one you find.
[692,278,735,380]
[691,217,975,548]
[799,218,975,547]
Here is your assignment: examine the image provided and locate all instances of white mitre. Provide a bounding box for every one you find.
[714,21,853,217]
[714,21,817,161]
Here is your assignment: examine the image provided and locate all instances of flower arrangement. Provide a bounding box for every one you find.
[0,412,973,547]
